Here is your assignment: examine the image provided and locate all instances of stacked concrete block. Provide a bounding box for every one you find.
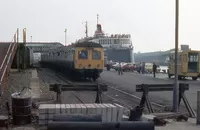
[38,103,124,125]
[65,104,71,114]
[114,103,124,121]
[55,104,60,114]
[107,104,117,122]
[39,104,56,125]
[60,104,65,113]
[80,104,86,114]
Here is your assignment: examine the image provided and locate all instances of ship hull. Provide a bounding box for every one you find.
[104,48,134,63]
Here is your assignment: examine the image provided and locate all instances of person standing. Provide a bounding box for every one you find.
[118,61,123,75]
[153,62,157,77]
[141,62,145,74]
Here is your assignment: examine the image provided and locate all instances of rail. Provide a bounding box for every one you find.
[0,29,19,96]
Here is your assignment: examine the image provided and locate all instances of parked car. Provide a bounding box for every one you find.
[158,66,168,73]
[122,63,136,72]
[105,62,116,71]
[112,62,127,71]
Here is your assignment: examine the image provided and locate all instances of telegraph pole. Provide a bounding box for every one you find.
[64,29,67,46]
[16,28,20,72]
[173,0,179,112]
[85,21,88,38]
[23,28,26,69]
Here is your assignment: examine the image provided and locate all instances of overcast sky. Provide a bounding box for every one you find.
[0,0,200,52]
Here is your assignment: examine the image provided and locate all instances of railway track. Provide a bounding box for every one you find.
[100,81,189,114]
[37,67,189,115]
[37,68,92,104]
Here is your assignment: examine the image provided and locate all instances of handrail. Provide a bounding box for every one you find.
[0,42,17,82]
[0,30,18,95]
[0,42,12,70]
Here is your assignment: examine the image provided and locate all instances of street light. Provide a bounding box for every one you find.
[64,29,67,46]
[30,36,32,42]
[173,0,179,112]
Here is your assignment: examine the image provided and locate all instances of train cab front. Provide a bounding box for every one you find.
[74,47,104,80]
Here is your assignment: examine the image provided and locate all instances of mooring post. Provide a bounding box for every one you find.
[197,91,200,124]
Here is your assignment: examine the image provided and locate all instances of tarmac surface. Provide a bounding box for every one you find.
[97,69,200,111]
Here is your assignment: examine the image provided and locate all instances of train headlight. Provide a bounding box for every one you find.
[79,64,82,67]
[97,64,100,67]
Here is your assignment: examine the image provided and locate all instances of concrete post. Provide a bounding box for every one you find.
[197,91,200,124]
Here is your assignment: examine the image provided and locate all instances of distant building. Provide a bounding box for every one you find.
[134,44,190,65]
[25,42,63,53]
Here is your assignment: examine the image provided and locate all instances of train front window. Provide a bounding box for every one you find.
[188,53,198,62]
[92,50,101,60]
[188,53,199,72]
[78,50,88,59]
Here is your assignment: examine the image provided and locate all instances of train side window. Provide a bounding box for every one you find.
[72,50,75,55]
[170,55,174,61]
[179,55,182,61]
[92,50,101,60]
[78,50,88,59]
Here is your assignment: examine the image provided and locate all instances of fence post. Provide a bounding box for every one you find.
[197,91,200,124]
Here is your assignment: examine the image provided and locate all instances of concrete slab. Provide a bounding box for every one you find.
[60,104,65,113]
[75,104,81,114]
[55,104,61,113]
[101,104,107,122]
[114,103,124,121]
[70,104,76,114]
[104,104,112,122]
[30,69,40,99]
[39,104,56,114]
[38,103,123,123]
[94,104,101,115]
[65,104,70,114]
[80,104,86,114]
[108,104,117,122]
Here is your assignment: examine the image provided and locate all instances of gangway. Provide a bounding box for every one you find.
[0,29,19,96]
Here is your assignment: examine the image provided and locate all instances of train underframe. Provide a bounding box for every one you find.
[40,61,102,81]
[73,69,102,81]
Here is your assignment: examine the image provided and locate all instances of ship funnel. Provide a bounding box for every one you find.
[97,24,102,32]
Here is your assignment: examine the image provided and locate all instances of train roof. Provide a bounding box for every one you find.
[74,42,103,48]
[43,42,103,53]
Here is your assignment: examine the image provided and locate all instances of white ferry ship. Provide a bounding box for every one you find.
[76,15,134,63]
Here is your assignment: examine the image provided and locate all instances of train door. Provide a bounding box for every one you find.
[187,52,199,73]
[181,52,188,73]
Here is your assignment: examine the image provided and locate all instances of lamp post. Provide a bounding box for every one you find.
[64,29,67,46]
[173,0,179,112]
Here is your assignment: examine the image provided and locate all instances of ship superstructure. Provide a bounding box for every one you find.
[76,15,134,63]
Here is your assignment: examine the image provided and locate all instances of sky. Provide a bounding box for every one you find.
[0,0,200,53]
